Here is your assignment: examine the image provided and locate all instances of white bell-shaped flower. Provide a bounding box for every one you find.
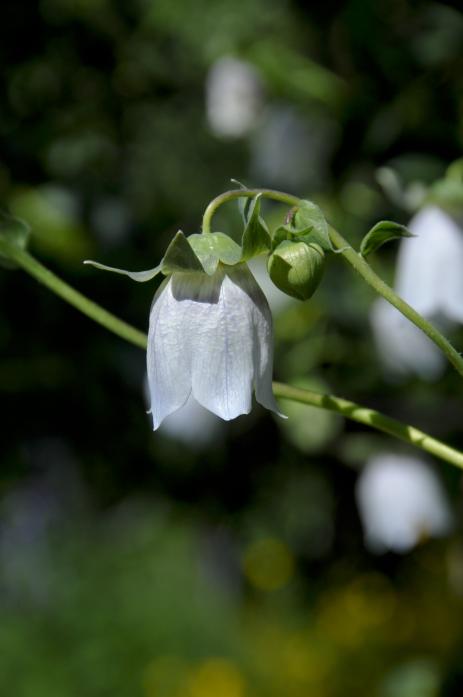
[205,56,263,138]
[395,206,463,323]
[370,205,463,378]
[356,454,452,554]
[370,298,444,380]
[147,263,283,430]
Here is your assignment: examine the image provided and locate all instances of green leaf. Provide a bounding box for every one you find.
[83,259,162,282]
[161,231,204,274]
[360,220,413,258]
[0,213,31,269]
[84,231,204,281]
[85,231,243,282]
[292,200,333,251]
[188,232,242,275]
[240,195,271,260]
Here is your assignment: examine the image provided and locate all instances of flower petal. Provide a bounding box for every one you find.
[147,277,192,429]
[177,268,255,420]
[232,267,285,417]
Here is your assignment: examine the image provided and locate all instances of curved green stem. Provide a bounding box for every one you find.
[273,383,463,471]
[203,188,463,379]
[202,188,300,234]
[328,227,463,380]
[0,240,147,349]
[2,236,462,470]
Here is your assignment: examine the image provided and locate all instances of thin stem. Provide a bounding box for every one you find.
[328,227,463,380]
[273,383,463,471]
[202,188,300,234]
[0,240,147,349]
[3,229,463,470]
[203,188,463,379]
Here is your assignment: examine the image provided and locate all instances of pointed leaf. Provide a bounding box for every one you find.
[360,220,414,258]
[241,195,271,260]
[230,179,252,222]
[0,213,31,269]
[161,230,204,274]
[83,259,162,282]
[188,232,242,274]
[292,200,333,251]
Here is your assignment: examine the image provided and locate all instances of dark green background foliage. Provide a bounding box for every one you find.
[1,1,463,695]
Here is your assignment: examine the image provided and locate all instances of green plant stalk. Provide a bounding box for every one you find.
[2,237,462,470]
[0,240,147,349]
[202,188,463,379]
[273,383,463,470]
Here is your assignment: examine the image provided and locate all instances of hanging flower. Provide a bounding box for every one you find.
[356,453,452,554]
[395,206,463,323]
[85,202,288,429]
[370,205,463,379]
[147,263,282,429]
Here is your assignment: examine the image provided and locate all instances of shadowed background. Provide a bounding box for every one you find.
[1,0,463,695]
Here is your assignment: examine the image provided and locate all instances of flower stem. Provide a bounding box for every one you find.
[3,236,462,470]
[202,188,300,234]
[0,240,147,349]
[273,383,463,471]
[202,188,463,379]
[327,226,463,379]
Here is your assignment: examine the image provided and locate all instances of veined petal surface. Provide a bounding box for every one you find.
[147,264,282,428]
[147,277,193,429]
[231,266,284,416]
[177,266,256,420]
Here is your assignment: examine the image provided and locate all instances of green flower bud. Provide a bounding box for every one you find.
[267,240,325,300]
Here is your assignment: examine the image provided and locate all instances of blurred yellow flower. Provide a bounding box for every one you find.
[243,538,294,591]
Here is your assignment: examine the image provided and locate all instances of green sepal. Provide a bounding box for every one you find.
[267,240,325,301]
[85,230,244,282]
[188,232,242,275]
[161,231,204,274]
[84,231,203,282]
[360,220,414,258]
[0,213,31,269]
[240,195,271,260]
[273,200,333,252]
[292,200,333,251]
[83,259,163,281]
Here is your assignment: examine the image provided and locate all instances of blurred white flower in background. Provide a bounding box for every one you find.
[250,106,337,191]
[371,206,463,379]
[205,56,263,138]
[370,298,444,380]
[356,454,452,554]
[395,206,463,322]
